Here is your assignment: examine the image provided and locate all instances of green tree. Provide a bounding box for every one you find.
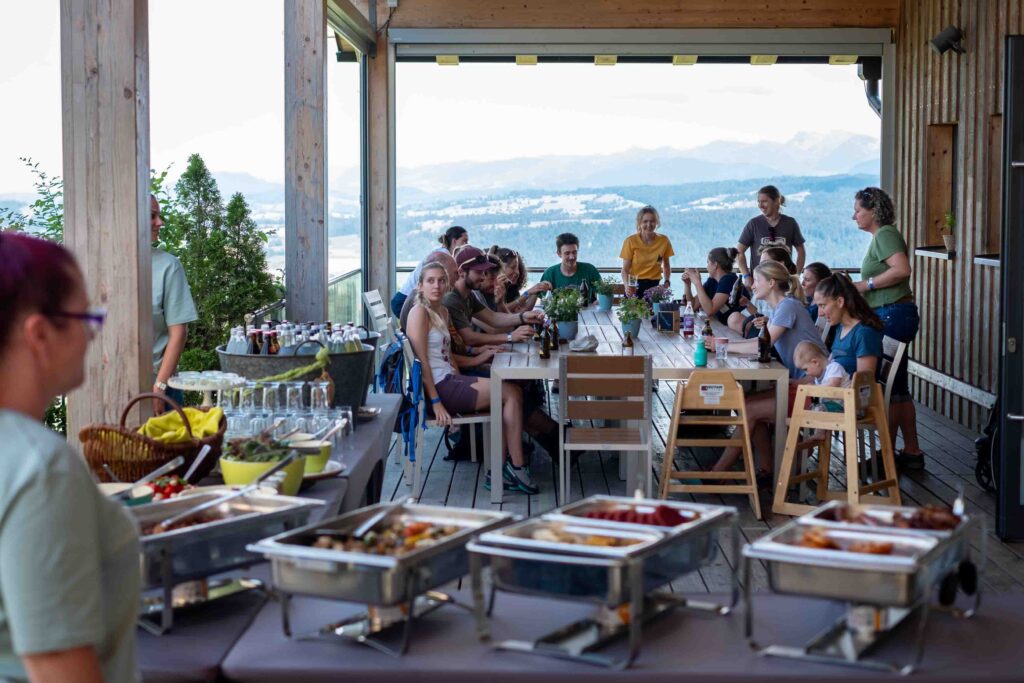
[162,154,281,373]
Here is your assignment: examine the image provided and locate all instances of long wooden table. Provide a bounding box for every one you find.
[487,307,790,504]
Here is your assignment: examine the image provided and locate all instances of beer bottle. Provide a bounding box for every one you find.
[579,279,590,305]
[539,326,551,359]
[551,319,560,347]
[702,316,714,339]
[623,331,634,356]
[246,331,259,355]
[268,331,280,355]
[757,318,772,363]
[729,277,743,308]
[259,331,270,355]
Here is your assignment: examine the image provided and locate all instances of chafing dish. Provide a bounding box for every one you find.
[468,496,738,669]
[134,491,322,634]
[247,502,517,656]
[743,505,984,675]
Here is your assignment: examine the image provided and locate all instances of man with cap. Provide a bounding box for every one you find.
[442,246,543,348]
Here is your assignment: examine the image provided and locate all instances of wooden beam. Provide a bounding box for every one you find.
[61,0,152,435]
[366,24,395,303]
[388,0,899,29]
[285,0,330,322]
[909,361,997,409]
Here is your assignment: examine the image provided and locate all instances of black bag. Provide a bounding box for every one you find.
[975,396,1000,492]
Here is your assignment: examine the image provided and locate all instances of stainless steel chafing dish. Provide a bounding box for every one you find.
[467,496,738,669]
[247,502,518,656]
[742,502,985,675]
[134,491,322,634]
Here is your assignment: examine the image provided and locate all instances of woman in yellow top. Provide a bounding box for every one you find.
[619,205,674,299]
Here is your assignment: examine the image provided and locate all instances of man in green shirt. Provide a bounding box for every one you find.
[540,233,601,302]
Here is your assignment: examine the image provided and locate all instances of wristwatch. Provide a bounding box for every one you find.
[867,277,875,291]
[506,332,513,343]
[154,380,168,392]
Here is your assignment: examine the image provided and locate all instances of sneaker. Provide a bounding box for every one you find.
[503,461,540,495]
[894,450,926,471]
[483,470,515,492]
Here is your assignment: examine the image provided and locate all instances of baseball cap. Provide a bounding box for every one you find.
[455,246,499,273]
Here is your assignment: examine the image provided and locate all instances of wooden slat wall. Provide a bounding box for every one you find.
[896,0,1024,430]
[387,0,899,29]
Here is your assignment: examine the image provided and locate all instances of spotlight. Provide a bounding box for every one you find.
[930,26,964,55]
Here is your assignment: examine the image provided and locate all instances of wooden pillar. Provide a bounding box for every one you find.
[285,0,329,322]
[366,22,395,304]
[61,0,152,434]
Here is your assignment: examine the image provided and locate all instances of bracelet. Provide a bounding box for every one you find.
[466,346,474,354]
[743,273,753,280]
[867,277,875,291]
[430,397,442,405]
[518,312,525,325]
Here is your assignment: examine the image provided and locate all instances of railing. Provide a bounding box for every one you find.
[252,268,363,324]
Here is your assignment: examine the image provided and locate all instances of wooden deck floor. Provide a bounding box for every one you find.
[377,382,1024,593]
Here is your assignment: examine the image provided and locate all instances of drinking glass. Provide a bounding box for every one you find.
[334,405,355,465]
[284,382,310,434]
[260,382,281,415]
[310,381,330,415]
[716,338,729,360]
[627,274,639,291]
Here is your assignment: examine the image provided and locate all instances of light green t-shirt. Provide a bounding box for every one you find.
[540,262,601,302]
[0,411,140,682]
[153,248,198,373]
[861,225,913,308]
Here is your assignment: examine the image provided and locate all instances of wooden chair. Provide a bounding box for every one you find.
[399,334,489,499]
[660,370,762,520]
[857,335,909,479]
[558,355,652,503]
[611,283,627,306]
[772,371,900,516]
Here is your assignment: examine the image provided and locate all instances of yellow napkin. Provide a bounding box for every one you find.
[138,407,224,443]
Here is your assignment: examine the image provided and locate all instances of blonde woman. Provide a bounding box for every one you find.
[406,262,540,495]
[619,205,674,299]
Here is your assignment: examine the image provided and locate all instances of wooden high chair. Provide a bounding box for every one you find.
[660,370,761,520]
[772,371,901,516]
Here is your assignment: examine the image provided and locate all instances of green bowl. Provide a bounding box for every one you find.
[219,456,305,496]
[287,439,332,474]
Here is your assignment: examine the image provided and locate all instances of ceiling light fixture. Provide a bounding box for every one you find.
[594,55,617,66]
[515,55,538,66]
[750,55,778,66]
[672,55,698,65]
[435,55,459,66]
[828,55,859,65]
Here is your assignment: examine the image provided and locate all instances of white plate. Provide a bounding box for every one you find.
[303,460,345,481]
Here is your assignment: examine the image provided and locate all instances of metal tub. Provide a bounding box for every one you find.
[470,514,723,606]
[248,502,516,606]
[546,496,731,535]
[745,523,942,607]
[135,492,322,589]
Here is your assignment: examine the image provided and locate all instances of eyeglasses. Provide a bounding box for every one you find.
[46,308,107,337]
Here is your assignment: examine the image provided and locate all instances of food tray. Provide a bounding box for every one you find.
[546,496,730,534]
[248,502,517,606]
[135,491,322,589]
[744,522,943,607]
[800,501,971,539]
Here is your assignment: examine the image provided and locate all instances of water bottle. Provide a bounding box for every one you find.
[682,302,695,338]
[694,337,708,367]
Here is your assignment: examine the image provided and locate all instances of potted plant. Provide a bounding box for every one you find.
[942,210,956,252]
[643,284,674,314]
[593,276,617,312]
[543,287,583,340]
[616,296,650,339]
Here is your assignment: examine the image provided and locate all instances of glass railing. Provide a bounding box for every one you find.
[252,268,363,324]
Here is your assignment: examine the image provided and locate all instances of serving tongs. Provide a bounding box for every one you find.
[113,456,186,500]
[150,450,299,534]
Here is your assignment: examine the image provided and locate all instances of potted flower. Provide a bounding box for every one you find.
[593,276,617,312]
[942,210,956,252]
[616,296,650,339]
[643,284,673,313]
[543,287,583,340]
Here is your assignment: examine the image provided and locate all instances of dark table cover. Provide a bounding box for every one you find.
[334,393,401,513]
[219,588,1024,682]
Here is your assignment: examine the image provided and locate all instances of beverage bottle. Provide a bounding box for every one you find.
[246,331,258,355]
[682,302,695,338]
[757,319,772,363]
[579,279,590,305]
[702,316,714,339]
[729,277,743,308]
[623,331,634,356]
[694,337,708,367]
[259,331,270,355]
[268,331,280,355]
[539,326,551,359]
[551,319,560,346]
[345,326,363,353]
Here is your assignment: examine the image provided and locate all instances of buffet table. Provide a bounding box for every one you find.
[136,585,1024,682]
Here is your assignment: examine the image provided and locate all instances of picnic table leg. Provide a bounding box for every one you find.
[490,370,504,504]
[774,370,788,487]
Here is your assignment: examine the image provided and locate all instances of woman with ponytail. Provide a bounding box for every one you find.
[801,262,833,322]
[406,262,540,495]
[736,184,806,284]
[391,226,468,317]
[706,260,825,479]
[682,247,745,324]
[813,274,883,376]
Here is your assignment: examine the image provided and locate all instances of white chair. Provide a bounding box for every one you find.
[559,354,653,503]
[399,334,489,499]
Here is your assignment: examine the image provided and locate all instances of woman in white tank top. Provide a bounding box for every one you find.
[406,261,540,495]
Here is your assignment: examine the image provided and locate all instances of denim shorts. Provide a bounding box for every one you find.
[874,302,920,400]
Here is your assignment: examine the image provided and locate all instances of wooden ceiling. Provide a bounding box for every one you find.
[383,0,899,30]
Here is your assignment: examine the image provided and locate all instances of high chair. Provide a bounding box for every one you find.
[772,371,900,516]
[660,369,761,520]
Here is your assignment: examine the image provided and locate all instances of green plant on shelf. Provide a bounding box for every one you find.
[542,286,583,322]
[616,296,651,324]
[943,210,956,233]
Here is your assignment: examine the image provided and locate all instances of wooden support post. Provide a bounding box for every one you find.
[61,0,153,435]
[285,0,329,322]
[366,23,395,305]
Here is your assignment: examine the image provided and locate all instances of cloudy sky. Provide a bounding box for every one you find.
[1,1,879,193]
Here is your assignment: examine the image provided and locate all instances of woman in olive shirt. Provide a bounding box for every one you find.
[851,187,925,470]
[619,205,674,300]
[0,233,140,683]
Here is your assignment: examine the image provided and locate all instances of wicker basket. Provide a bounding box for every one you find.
[79,392,225,483]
